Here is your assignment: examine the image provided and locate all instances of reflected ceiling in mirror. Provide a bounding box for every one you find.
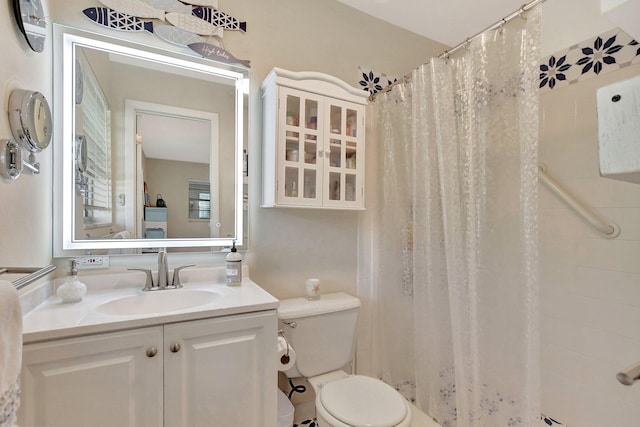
[53,25,247,255]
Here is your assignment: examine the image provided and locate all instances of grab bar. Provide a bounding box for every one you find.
[538,164,620,239]
[617,362,640,386]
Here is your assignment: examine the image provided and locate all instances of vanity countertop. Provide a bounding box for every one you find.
[21,267,279,344]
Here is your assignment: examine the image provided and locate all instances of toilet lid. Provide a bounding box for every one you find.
[319,375,407,427]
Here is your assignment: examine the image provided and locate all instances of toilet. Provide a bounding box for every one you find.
[278,292,412,427]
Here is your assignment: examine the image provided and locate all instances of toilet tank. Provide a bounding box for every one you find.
[278,292,360,378]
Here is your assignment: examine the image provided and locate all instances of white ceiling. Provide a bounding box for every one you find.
[336,0,624,57]
[138,113,211,165]
[336,0,537,46]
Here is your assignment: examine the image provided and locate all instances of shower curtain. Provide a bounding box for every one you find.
[357,8,540,427]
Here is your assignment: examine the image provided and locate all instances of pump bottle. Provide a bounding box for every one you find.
[226,242,242,286]
[57,259,87,303]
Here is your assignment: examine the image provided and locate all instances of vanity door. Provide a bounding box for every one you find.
[163,311,277,427]
[19,327,163,427]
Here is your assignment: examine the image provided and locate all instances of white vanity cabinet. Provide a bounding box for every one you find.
[262,68,368,209]
[164,312,276,426]
[20,326,163,427]
[19,311,277,427]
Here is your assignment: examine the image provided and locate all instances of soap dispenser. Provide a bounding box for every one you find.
[225,242,242,286]
[57,259,87,303]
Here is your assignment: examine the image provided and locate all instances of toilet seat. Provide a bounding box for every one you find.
[317,375,411,427]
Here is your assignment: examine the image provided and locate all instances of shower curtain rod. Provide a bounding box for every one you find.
[368,0,547,102]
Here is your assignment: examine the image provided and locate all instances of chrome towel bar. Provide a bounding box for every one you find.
[0,265,56,290]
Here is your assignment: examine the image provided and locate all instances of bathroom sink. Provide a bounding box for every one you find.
[97,289,220,316]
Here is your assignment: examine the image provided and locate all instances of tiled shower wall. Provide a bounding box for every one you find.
[539,56,640,427]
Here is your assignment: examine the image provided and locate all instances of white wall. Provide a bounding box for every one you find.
[1,0,444,295]
[540,0,616,56]
[0,1,53,267]
[540,63,640,426]
[145,158,210,239]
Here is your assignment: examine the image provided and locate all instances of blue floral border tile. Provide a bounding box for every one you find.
[359,28,640,97]
[357,66,398,96]
[539,27,639,92]
[540,413,566,426]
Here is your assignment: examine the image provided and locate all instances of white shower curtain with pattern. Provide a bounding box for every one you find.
[357,8,541,427]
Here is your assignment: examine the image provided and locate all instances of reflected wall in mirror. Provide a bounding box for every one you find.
[53,25,248,256]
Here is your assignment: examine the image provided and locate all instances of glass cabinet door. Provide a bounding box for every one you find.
[279,89,322,206]
[276,87,363,209]
[323,102,362,206]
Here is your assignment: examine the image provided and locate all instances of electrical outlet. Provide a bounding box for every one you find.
[75,255,110,269]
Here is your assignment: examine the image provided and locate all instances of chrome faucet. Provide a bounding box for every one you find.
[128,249,195,291]
[157,249,169,289]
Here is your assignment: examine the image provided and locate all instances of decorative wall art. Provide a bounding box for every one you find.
[155,25,204,46]
[165,11,224,36]
[539,28,639,92]
[81,0,249,67]
[357,67,398,96]
[140,0,191,13]
[83,7,155,33]
[98,0,166,21]
[192,7,247,32]
[189,42,250,67]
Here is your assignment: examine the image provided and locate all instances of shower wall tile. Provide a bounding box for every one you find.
[542,342,640,406]
[570,383,640,427]
[542,314,640,368]
[540,56,640,427]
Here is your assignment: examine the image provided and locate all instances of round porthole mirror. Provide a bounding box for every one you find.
[12,0,47,53]
[9,89,52,153]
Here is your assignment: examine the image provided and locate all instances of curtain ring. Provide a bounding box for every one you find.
[518,4,527,20]
[498,18,506,34]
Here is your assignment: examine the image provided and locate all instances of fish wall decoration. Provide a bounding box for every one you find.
[189,42,250,68]
[83,7,154,33]
[180,0,217,7]
[98,0,165,21]
[165,12,223,37]
[192,7,246,32]
[138,0,192,13]
[155,25,204,47]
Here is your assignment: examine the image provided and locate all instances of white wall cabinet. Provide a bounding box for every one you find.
[262,68,368,209]
[19,311,277,427]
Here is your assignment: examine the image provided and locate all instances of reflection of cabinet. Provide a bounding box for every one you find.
[261,68,368,209]
[19,311,276,427]
[144,206,167,238]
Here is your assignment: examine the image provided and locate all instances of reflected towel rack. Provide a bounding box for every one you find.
[0,265,56,290]
[538,164,620,239]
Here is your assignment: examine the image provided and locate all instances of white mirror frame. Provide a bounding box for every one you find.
[53,25,246,256]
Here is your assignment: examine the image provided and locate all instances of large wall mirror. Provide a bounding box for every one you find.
[52,25,248,256]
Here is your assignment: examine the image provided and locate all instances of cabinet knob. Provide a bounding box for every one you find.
[169,343,181,353]
[146,347,158,358]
